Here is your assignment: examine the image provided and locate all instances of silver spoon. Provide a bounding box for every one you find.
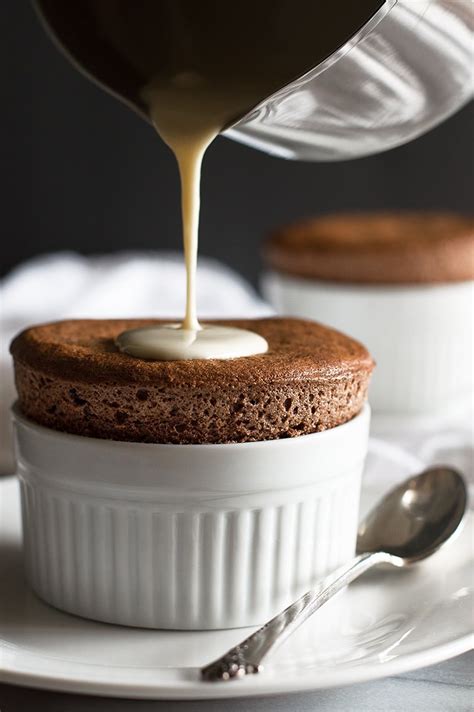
[201,466,467,682]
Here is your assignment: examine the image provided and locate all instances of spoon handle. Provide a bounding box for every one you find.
[201,550,390,682]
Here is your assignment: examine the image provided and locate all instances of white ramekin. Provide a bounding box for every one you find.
[263,272,474,424]
[13,404,370,630]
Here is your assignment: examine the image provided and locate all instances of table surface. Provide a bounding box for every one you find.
[1,651,472,711]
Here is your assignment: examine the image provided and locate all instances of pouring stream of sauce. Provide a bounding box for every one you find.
[117,73,271,360]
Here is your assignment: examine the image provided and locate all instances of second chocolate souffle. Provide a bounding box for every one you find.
[263,212,474,421]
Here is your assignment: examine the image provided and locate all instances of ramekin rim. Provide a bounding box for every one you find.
[263,269,474,293]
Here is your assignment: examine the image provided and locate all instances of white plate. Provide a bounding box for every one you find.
[0,476,472,700]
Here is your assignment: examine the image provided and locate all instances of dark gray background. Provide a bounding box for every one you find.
[2,1,473,287]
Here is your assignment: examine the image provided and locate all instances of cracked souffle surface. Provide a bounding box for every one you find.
[264,212,474,284]
[11,317,374,444]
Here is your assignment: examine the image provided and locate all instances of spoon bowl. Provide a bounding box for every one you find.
[357,467,467,565]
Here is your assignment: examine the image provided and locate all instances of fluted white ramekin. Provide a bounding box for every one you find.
[13,403,370,630]
[263,272,474,424]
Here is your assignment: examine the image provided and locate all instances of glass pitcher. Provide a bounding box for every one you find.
[34,0,473,161]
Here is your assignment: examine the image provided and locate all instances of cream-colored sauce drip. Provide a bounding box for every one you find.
[115,323,268,361]
[116,72,269,360]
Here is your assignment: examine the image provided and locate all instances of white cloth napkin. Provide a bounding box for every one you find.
[0,251,271,474]
[1,251,472,495]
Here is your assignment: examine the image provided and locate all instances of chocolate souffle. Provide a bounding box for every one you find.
[11,318,373,444]
[264,212,474,284]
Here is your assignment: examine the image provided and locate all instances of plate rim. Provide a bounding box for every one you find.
[1,633,473,700]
